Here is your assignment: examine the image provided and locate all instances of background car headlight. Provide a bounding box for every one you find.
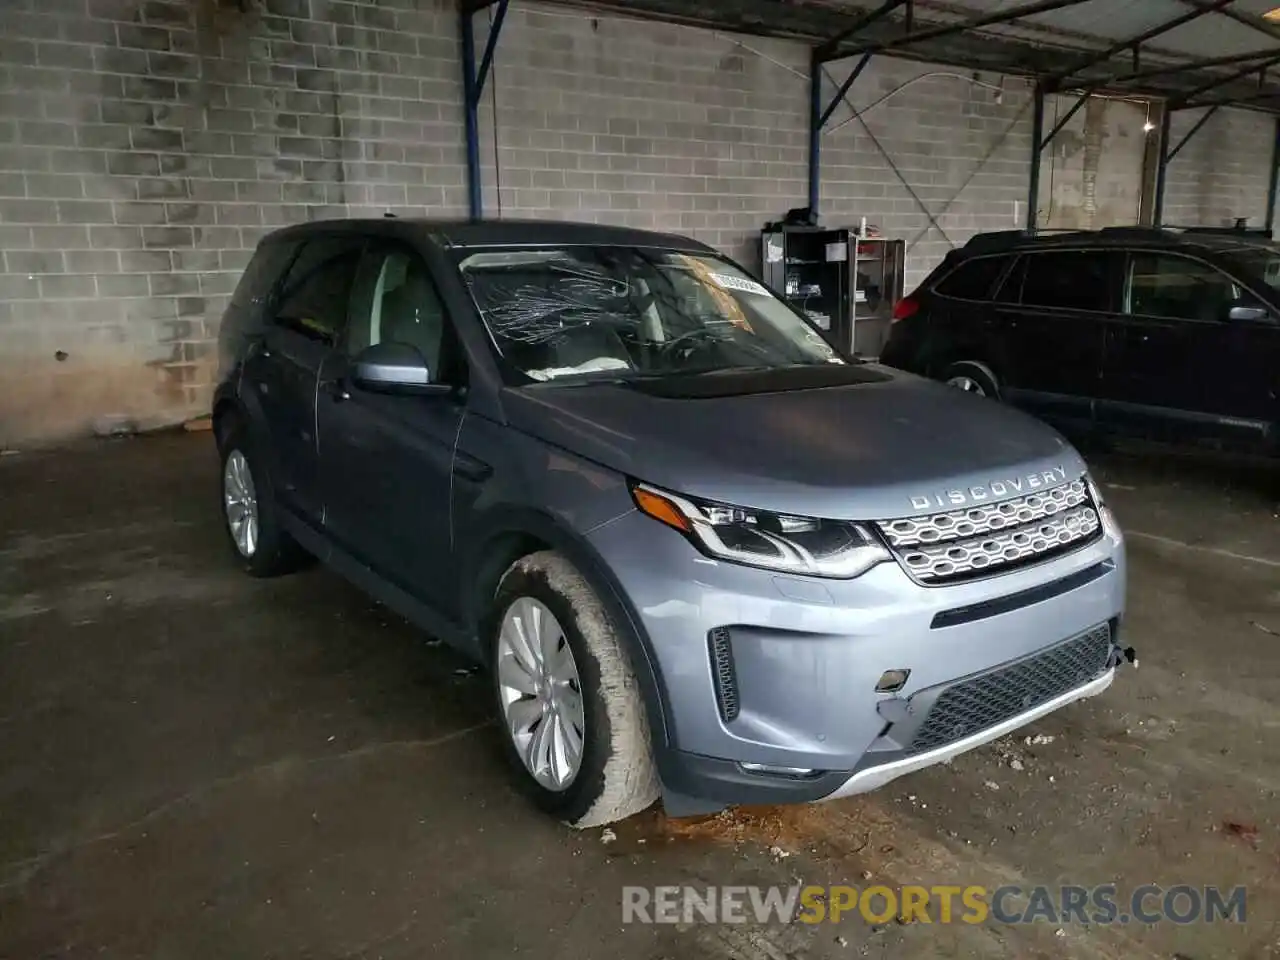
[631,483,890,578]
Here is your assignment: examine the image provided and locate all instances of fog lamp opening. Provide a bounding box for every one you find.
[739,762,820,780]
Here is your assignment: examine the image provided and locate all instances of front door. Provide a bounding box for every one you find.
[317,240,470,621]
[1099,251,1278,448]
[994,249,1116,427]
[242,235,364,523]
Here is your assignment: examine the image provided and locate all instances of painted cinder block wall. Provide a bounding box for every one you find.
[0,0,1275,446]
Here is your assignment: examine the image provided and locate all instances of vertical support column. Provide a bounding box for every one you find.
[1152,106,1172,227]
[1266,116,1280,236]
[1026,83,1045,232]
[808,50,822,213]
[460,7,482,220]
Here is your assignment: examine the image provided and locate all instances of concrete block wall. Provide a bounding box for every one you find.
[1036,94,1148,231]
[1163,106,1276,229]
[2,0,1278,445]
[474,6,809,269]
[479,8,1040,289]
[816,59,1034,289]
[0,0,468,447]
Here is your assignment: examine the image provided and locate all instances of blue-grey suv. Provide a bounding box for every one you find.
[213,218,1130,827]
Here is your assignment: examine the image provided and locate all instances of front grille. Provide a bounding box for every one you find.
[906,623,1113,755]
[708,627,739,723]
[876,478,1101,583]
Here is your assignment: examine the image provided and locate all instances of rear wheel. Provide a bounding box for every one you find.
[943,360,999,399]
[218,422,309,577]
[489,551,659,828]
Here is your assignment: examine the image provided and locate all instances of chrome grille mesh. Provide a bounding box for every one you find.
[880,480,1089,548]
[876,479,1101,583]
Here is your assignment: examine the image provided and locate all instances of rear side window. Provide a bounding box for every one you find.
[273,236,365,344]
[933,255,1009,300]
[229,239,296,311]
[1019,251,1111,312]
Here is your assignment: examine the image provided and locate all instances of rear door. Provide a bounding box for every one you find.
[244,234,364,523]
[994,249,1116,425]
[1099,250,1277,447]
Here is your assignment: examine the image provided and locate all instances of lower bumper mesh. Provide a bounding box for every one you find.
[907,624,1113,755]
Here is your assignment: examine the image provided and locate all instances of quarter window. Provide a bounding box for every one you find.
[1127,253,1239,322]
[1019,252,1112,312]
[934,255,1009,300]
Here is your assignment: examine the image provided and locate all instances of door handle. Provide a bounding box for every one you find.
[454,456,492,482]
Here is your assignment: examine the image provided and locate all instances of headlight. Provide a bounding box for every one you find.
[1085,473,1123,541]
[631,483,891,579]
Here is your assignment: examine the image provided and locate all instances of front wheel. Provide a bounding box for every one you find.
[489,551,659,828]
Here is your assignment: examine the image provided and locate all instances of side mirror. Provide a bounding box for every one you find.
[1228,305,1269,322]
[350,342,449,396]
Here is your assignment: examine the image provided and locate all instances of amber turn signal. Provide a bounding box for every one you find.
[632,486,692,533]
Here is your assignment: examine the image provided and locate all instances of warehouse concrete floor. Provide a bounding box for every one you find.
[0,433,1276,959]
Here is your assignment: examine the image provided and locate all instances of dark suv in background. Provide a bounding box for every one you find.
[881,227,1280,455]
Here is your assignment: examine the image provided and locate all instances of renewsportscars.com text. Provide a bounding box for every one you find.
[621,884,1247,926]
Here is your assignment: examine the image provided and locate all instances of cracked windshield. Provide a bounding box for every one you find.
[458,247,841,381]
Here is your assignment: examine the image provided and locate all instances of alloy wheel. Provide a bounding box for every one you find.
[947,375,986,396]
[223,449,259,558]
[496,597,586,791]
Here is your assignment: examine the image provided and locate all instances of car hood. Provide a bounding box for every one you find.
[500,364,1088,522]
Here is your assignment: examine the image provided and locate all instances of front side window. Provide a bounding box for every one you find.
[274,237,364,344]
[348,247,449,375]
[1019,251,1112,312]
[455,247,840,383]
[1222,246,1280,294]
[1126,253,1238,322]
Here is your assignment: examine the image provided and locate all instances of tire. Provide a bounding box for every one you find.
[217,421,309,577]
[489,550,659,828]
[942,360,1000,400]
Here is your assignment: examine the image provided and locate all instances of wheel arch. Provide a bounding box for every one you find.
[462,507,673,752]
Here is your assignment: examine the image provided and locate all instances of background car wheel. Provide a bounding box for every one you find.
[943,361,1000,399]
[217,422,309,577]
[489,550,659,828]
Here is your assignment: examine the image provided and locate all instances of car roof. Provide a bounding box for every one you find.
[959,226,1280,259]
[259,217,716,254]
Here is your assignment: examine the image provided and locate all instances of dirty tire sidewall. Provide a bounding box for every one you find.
[489,550,659,829]
[217,423,303,578]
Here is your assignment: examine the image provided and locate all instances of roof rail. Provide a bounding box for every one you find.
[961,228,1091,252]
[960,223,1276,255]
[1165,223,1273,238]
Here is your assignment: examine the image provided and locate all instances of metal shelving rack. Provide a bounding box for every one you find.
[761,224,904,358]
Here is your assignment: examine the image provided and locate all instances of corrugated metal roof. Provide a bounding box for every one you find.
[923,0,1278,58]
[564,0,1280,111]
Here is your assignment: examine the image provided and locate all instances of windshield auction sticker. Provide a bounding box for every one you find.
[708,273,772,298]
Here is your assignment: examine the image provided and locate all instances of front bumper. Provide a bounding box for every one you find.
[587,507,1127,808]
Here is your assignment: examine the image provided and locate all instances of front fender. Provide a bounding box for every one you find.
[459,505,673,752]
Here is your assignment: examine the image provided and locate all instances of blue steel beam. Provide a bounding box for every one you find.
[460,0,510,220]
